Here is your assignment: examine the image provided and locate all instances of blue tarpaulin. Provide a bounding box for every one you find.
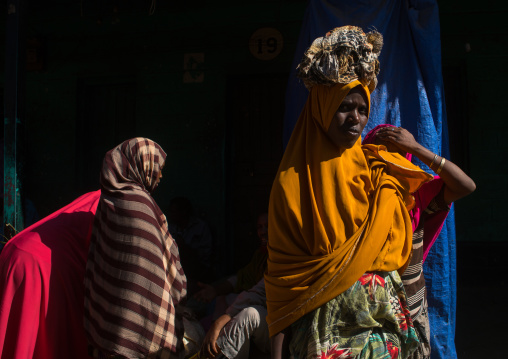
[283,1,456,358]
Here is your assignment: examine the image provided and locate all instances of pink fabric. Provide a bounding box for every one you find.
[411,178,450,262]
[362,124,412,161]
[0,190,100,359]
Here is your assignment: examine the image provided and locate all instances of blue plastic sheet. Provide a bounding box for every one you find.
[283,1,456,358]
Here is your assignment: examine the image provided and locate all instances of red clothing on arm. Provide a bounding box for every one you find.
[410,177,450,262]
[0,190,100,359]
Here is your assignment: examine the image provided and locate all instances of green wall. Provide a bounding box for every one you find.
[14,1,306,266]
[439,1,508,241]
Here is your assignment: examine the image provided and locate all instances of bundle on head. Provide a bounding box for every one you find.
[297,25,383,93]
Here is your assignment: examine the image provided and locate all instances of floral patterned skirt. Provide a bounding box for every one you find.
[289,271,419,359]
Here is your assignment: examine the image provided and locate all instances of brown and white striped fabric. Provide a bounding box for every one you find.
[401,225,426,320]
[84,138,187,359]
[401,192,449,321]
[402,190,449,359]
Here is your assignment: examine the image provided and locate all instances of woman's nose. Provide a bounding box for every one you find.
[349,109,360,123]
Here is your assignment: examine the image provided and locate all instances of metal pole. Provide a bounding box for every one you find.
[2,0,25,250]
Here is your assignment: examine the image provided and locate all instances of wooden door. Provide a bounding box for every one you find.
[225,73,287,272]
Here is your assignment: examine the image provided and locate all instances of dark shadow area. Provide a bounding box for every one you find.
[224,73,286,275]
[455,241,508,358]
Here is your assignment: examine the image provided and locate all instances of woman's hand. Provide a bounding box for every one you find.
[374,126,476,204]
[200,314,232,358]
[200,325,221,358]
[373,126,421,154]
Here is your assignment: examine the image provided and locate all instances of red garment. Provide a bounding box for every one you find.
[410,177,450,262]
[0,190,100,359]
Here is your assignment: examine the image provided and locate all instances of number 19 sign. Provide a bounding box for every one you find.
[249,27,283,61]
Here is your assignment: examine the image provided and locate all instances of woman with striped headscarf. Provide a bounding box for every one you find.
[84,138,187,358]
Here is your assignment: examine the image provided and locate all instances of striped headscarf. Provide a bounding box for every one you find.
[84,138,187,358]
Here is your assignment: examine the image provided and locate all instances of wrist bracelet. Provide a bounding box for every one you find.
[436,157,446,174]
[429,154,438,170]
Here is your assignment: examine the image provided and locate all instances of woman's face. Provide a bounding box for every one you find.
[327,87,369,149]
[154,166,163,189]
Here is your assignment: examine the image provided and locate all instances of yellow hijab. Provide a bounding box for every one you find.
[265,81,432,336]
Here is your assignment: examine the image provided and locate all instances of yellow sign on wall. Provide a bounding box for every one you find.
[249,28,283,61]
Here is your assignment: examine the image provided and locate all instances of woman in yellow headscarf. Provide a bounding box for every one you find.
[265,26,433,359]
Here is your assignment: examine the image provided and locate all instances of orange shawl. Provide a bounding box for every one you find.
[265,81,432,335]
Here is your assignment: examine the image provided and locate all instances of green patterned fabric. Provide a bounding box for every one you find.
[290,271,419,359]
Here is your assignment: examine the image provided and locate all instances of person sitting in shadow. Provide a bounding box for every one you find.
[167,196,215,292]
[199,279,269,359]
[192,213,268,323]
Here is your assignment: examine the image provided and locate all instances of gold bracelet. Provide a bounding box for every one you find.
[429,154,438,170]
[436,157,446,174]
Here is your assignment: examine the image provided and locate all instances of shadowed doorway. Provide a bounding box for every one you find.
[225,73,287,274]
